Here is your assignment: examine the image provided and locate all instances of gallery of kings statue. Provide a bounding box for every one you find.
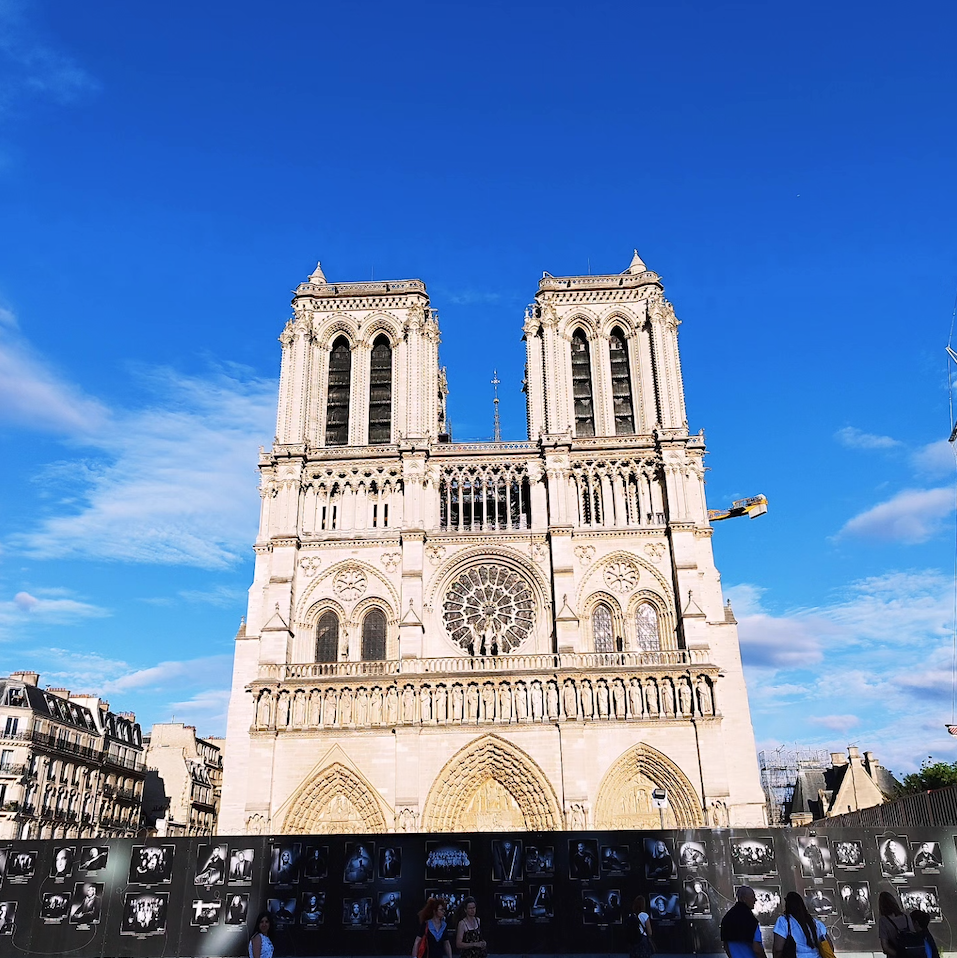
[218,251,768,836]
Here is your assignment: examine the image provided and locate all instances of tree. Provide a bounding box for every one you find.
[899,757,957,795]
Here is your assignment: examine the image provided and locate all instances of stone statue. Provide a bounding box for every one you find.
[370,687,383,725]
[420,686,432,723]
[562,680,578,719]
[499,683,512,722]
[435,685,447,722]
[696,677,714,715]
[613,679,626,718]
[466,684,479,721]
[481,683,496,720]
[678,679,693,716]
[629,678,642,717]
[356,687,369,726]
[339,687,354,725]
[569,804,586,829]
[660,679,675,716]
[515,682,528,721]
[531,681,544,720]
[323,688,337,726]
[402,685,415,723]
[580,680,594,718]
[257,692,271,727]
[645,681,659,717]
[276,692,289,728]
[546,680,559,720]
[596,680,610,718]
[309,690,321,726]
[385,686,398,725]
[452,684,464,721]
[292,691,305,726]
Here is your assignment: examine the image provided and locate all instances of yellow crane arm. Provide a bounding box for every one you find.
[708,494,768,522]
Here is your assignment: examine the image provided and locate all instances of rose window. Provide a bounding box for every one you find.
[604,560,638,593]
[442,564,535,655]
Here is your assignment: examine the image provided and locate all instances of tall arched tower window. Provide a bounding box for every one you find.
[361,609,387,661]
[609,326,635,435]
[571,328,595,437]
[316,611,340,662]
[325,336,352,446]
[368,335,393,444]
[636,603,661,651]
[593,602,614,653]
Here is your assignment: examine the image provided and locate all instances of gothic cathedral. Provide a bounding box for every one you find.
[218,253,767,835]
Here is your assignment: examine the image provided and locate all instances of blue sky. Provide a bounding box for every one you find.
[1,0,956,775]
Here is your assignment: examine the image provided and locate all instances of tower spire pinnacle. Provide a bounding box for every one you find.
[492,369,501,442]
[626,249,646,274]
[308,261,327,284]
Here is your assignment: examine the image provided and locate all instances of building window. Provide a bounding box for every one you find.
[368,335,392,444]
[3,716,18,736]
[316,611,339,663]
[593,602,614,653]
[636,603,661,651]
[571,328,595,437]
[0,749,12,770]
[361,609,387,661]
[609,327,635,435]
[325,336,352,446]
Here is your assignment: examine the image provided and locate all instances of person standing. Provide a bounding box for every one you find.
[249,912,274,958]
[878,892,918,958]
[413,899,453,958]
[625,895,655,958]
[772,893,829,958]
[910,910,940,958]
[455,897,487,958]
[721,887,766,958]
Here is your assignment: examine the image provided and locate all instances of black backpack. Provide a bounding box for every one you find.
[891,916,926,958]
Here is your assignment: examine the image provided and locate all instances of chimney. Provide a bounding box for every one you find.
[864,751,877,767]
[10,671,39,686]
[847,746,862,763]
[47,688,71,699]
[830,752,848,766]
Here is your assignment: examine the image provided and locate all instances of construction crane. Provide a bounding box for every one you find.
[708,494,768,522]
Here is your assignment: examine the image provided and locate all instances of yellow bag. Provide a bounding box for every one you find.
[818,937,836,958]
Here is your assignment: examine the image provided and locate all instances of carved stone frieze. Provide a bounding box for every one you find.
[574,545,595,564]
[380,552,402,572]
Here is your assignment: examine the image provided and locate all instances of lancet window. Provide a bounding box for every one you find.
[636,603,661,651]
[609,327,635,435]
[593,602,614,653]
[361,609,387,661]
[325,336,352,446]
[438,464,531,532]
[571,328,595,437]
[316,611,339,663]
[368,335,392,444]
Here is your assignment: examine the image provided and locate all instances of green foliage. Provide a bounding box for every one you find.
[899,757,957,794]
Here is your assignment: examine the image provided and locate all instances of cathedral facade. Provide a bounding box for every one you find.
[218,253,767,836]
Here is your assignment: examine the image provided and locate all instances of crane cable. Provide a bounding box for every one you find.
[947,289,957,727]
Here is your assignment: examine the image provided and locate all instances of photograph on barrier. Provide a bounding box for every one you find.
[797,837,832,879]
[649,892,680,924]
[128,845,174,885]
[839,881,874,928]
[494,891,523,925]
[300,891,325,927]
[748,885,782,925]
[912,842,942,874]
[601,844,631,876]
[342,896,372,928]
[683,879,712,917]
[877,837,913,878]
[50,846,75,880]
[833,841,865,871]
[344,843,375,884]
[529,883,554,920]
[425,840,471,881]
[39,892,70,923]
[679,841,708,868]
[900,887,942,923]
[569,839,599,880]
[525,845,555,878]
[190,898,222,929]
[0,850,6,883]
[225,893,249,925]
[644,839,677,881]
[377,891,400,926]
[0,901,17,935]
[491,839,523,883]
[78,846,109,872]
[267,897,297,927]
[69,881,102,926]
[425,888,471,914]
[731,838,776,878]
[6,850,36,882]
[229,847,255,883]
[805,888,837,918]
[120,892,169,936]
[581,889,622,925]
[194,843,227,886]
[378,846,401,880]
[269,843,301,885]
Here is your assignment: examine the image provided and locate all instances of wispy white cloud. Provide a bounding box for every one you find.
[168,688,231,731]
[0,590,110,637]
[102,655,232,694]
[178,585,246,607]
[835,426,902,450]
[913,439,955,478]
[809,714,860,733]
[838,487,954,544]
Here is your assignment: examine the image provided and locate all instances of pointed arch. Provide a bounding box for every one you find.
[325,335,352,446]
[595,742,705,828]
[422,734,563,832]
[282,761,389,834]
[570,328,595,437]
[368,333,393,444]
[609,325,636,435]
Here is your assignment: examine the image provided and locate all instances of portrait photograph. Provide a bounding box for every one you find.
[425,840,471,881]
[39,892,70,923]
[300,891,325,927]
[378,846,401,880]
[900,888,942,923]
[225,894,249,925]
[342,896,372,928]
[683,879,712,917]
[750,886,783,925]
[581,889,622,925]
[644,838,677,881]
[194,843,227,886]
[494,891,523,925]
[344,842,375,883]
[303,844,329,880]
[269,843,301,885]
[913,842,942,874]
[0,902,17,935]
[229,847,255,883]
[491,838,524,882]
[679,841,708,868]
[797,837,832,879]
[839,882,874,927]
[267,897,297,927]
[731,838,776,877]
[128,845,174,884]
[525,845,555,878]
[190,898,222,928]
[426,888,471,914]
[69,882,103,925]
[601,844,631,876]
[6,850,36,881]
[50,845,75,879]
[877,837,912,878]
[805,888,836,918]
[120,892,169,936]
[0,850,6,882]
[833,841,864,870]
[78,846,109,872]
[377,891,401,926]
[530,883,554,920]
[569,838,599,880]
[649,892,680,922]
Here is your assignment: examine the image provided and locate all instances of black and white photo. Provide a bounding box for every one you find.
[649,893,680,922]
[268,897,297,926]
[190,898,222,928]
[344,842,375,883]
[301,892,325,927]
[378,846,401,880]
[750,885,782,924]
[39,892,70,923]
[525,845,554,878]
[683,879,711,917]
[194,843,227,886]
[225,894,249,925]
[50,845,75,879]
[342,897,372,928]
[679,841,707,868]
[731,838,776,877]
[601,844,631,876]
[833,841,864,870]
[425,840,471,881]
[0,902,16,935]
[839,882,874,927]
[377,891,400,926]
[6,850,36,881]
[912,842,942,874]
[128,845,174,884]
[121,892,169,936]
[569,839,599,880]
[900,888,942,923]
[426,888,471,914]
[805,888,836,918]
[797,837,832,879]
[491,839,523,882]
[494,891,523,924]
[269,843,301,885]
[530,883,553,920]
[581,889,622,925]
[644,838,676,881]
[229,847,255,883]
[69,882,102,925]
[79,846,108,872]
[303,845,329,880]
[877,837,912,878]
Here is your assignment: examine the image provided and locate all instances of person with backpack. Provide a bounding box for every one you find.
[910,909,941,958]
[625,895,655,958]
[879,893,923,958]
[772,892,829,958]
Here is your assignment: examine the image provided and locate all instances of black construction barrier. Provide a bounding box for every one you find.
[0,827,953,957]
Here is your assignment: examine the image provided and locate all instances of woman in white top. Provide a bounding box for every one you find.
[772,892,829,958]
[626,895,655,958]
[249,912,274,958]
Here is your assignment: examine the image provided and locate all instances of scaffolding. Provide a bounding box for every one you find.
[758,745,831,825]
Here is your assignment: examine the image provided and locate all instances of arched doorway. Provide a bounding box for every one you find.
[282,762,389,834]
